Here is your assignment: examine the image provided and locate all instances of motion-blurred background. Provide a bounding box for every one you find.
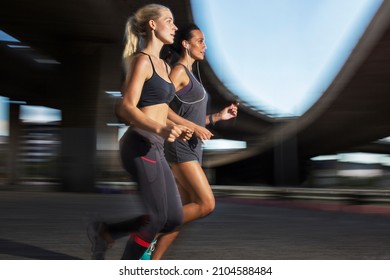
[0,0,389,193]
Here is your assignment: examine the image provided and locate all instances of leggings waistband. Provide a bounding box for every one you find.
[129,127,164,146]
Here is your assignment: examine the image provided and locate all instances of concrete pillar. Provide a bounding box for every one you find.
[273,135,300,186]
[59,45,101,192]
[7,103,20,186]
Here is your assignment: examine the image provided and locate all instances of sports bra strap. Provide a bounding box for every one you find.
[139,51,169,75]
[139,51,156,73]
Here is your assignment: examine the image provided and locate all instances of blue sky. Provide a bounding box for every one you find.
[191,0,383,117]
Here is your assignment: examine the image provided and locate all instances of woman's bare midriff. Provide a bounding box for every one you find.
[140,103,169,126]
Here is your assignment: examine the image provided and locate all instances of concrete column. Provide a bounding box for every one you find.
[7,103,20,186]
[59,45,101,192]
[273,135,300,186]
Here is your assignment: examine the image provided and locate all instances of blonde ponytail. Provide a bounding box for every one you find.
[122,18,138,59]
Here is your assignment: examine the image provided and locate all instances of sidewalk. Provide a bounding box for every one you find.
[1,188,390,260]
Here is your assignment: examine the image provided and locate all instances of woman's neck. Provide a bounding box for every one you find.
[179,57,195,71]
[142,41,163,59]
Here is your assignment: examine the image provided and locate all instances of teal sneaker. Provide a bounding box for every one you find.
[140,239,157,260]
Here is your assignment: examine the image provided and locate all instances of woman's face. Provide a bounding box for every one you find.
[187,30,207,61]
[154,9,178,44]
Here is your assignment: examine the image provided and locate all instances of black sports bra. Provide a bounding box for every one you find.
[138,52,175,108]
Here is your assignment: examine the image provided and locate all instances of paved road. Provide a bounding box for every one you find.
[1,190,390,260]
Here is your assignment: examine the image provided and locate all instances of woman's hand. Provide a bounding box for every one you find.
[177,125,194,141]
[194,125,213,140]
[220,103,239,121]
[160,125,193,142]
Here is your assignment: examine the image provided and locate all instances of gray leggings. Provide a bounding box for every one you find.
[120,127,183,245]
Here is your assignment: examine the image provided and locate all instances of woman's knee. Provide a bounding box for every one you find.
[150,208,183,233]
[162,211,183,233]
[199,196,215,217]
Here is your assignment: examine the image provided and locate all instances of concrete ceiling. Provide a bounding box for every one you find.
[1,0,389,168]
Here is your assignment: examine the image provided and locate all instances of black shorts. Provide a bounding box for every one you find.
[165,136,202,163]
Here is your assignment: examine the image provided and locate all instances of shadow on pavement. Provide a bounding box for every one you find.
[0,238,82,260]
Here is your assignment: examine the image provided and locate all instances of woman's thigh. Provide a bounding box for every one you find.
[171,161,214,204]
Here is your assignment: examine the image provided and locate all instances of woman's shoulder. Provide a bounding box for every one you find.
[125,53,152,72]
[171,63,188,76]
[122,53,154,81]
[172,63,187,70]
[132,52,152,65]
[170,63,190,89]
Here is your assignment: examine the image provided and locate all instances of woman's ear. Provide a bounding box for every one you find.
[149,19,157,31]
[182,40,189,49]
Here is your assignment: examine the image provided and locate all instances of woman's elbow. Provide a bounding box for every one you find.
[115,101,130,124]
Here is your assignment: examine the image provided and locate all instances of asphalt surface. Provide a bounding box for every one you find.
[1,190,390,260]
